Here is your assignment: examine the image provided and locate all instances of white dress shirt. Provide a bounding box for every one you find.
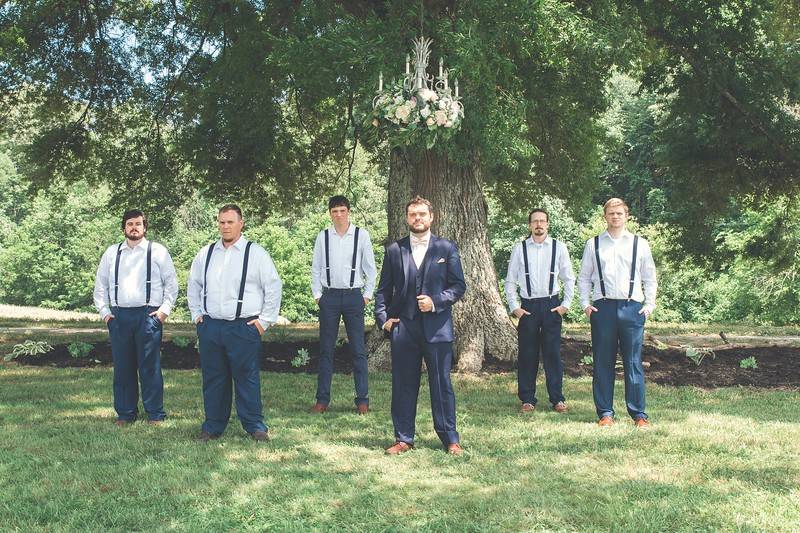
[504,236,575,312]
[187,236,282,330]
[410,231,431,268]
[93,238,179,320]
[310,223,377,299]
[578,230,658,314]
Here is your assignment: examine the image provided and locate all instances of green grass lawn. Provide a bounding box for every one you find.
[1,367,798,531]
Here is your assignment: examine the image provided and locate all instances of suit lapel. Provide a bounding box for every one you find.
[399,237,412,293]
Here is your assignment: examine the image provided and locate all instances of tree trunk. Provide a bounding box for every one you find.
[367,146,517,372]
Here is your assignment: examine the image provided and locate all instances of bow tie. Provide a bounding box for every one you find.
[411,235,429,247]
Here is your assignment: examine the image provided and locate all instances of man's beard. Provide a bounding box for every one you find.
[408,222,430,235]
[125,230,144,242]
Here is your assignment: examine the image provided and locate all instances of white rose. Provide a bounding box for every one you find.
[418,88,438,102]
[426,116,435,126]
[435,109,447,126]
[438,100,447,110]
[420,106,431,118]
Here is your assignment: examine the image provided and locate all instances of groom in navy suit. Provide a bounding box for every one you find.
[375,196,467,455]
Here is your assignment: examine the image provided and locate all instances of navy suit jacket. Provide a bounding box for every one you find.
[375,235,467,343]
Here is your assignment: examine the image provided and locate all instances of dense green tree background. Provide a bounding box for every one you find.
[0,0,798,326]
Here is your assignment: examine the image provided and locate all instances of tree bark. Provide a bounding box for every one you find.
[367,146,517,372]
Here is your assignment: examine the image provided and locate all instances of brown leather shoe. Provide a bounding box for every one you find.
[385,441,413,455]
[310,402,328,413]
[520,403,535,413]
[553,402,568,413]
[114,419,134,427]
[357,403,369,415]
[197,430,221,442]
[598,416,614,427]
[250,430,269,441]
[634,418,650,429]
[447,443,463,455]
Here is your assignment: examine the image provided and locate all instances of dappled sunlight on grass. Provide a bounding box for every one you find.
[1,366,799,530]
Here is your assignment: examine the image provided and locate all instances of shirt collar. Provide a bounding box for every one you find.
[215,235,248,251]
[600,229,632,242]
[526,235,552,247]
[329,223,355,236]
[125,237,149,251]
[410,231,431,243]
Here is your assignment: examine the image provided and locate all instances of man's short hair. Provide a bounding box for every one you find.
[328,195,350,210]
[603,197,629,215]
[528,208,549,222]
[405,195,433,215]
[121,209,147,230]
[218,204,243,219]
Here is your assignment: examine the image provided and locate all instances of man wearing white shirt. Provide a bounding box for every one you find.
[578,198,657,428]
[94,210,178,426]
[310,195,377,414]
[504,208,575,414]
[187,204,282,441]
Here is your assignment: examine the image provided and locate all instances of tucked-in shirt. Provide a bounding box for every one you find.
[93,238,178,320]
[504,236,575,312]
[310,223,377,299]
[578,230,658,314]
[411,231,431,268]
[187,236,282,330]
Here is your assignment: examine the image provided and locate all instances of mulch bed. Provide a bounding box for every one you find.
[11,338,800,388]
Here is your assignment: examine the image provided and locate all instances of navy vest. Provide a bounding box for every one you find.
[401,252,426,319]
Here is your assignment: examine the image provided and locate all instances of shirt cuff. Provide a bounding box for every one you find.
[158,303,172,316]
[561,299,572,310]
[643,303,656,315]
[257,318,271,330]
[99,307,111,321]
[363,291,373,300]
[313,291,323,300]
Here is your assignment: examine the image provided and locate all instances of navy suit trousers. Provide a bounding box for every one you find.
[590,299,648,420]
[390,315,459,446]
[316,288,369,406]
[197,317,267,435]
[108,306,166,422]
[517,295,565,406]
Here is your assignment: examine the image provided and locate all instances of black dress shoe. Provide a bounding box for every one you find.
[198,430,221,442]
[250,430,269,442]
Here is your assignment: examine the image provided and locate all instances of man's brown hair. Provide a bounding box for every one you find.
[405,195,433,215]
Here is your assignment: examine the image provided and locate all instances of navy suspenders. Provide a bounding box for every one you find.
[594,236,606,298]
[594,234,639,300]
[203,240,253,318]
[548,238,557,295]
[521,238,558,298]
[236,242,253,318]
[629,235,639,300]
[350,227,360,288]
[145,241,152,304]
[113,243,123,306]
[325,227,360,289]
[324,229,331,286]
[113,241,152,307]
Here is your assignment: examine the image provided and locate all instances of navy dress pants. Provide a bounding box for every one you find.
[316,289,369,407]
[517,295,565,406]
[197,317,267,435]
[390,315,459,447]
[590,299,648,420]
[108,306,166,422]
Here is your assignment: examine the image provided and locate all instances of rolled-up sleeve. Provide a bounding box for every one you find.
[93,248,112,320]
[504,243,522,313]
[258,249,283,330]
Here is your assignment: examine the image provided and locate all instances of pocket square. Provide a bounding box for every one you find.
[437,257,446,263]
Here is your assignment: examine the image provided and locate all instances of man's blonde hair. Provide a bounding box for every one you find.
[603,197,629,214]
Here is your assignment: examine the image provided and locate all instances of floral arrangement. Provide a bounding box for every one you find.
[361,82,464,149]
